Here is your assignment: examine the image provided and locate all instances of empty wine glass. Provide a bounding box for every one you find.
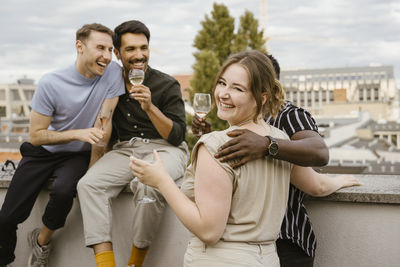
[131,149,156,204]
[137,182,156,204]
[193,93,212,136]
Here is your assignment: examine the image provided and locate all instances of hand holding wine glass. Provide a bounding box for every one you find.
[95,106,112,147]
[128,68,153,111]
[129,149,157,204]
[193,93,212,136]
[129,69,145,86]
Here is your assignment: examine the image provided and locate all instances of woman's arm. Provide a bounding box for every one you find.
[290,166,361,197]
[130,146,232,245]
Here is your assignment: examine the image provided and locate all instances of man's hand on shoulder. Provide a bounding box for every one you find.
[214,129,268,168]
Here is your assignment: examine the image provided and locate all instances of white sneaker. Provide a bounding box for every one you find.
[27,228,52,267]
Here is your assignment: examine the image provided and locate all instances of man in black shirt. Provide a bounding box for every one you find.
[77,20,189,267]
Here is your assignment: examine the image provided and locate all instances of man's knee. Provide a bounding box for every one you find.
[77,173,100,196]
[51,184,77,203]
[77,176,89,195]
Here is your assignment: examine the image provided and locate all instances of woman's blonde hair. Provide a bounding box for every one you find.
[212,50,285,120]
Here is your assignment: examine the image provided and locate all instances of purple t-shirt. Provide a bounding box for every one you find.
[30,61,125,153]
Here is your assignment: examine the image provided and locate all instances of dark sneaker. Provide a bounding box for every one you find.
[27,228,52,267]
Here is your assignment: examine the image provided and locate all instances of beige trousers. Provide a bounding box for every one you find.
[77,138,188,248]
[184,237,280,267]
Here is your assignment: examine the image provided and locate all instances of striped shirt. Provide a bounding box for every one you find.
[265,101,318,257]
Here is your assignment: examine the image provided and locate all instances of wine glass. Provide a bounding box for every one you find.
[95,106,112,147]
[137,182,156,204]
[129,69,145,85]
[128,69,145,99]
[134,154,156,204]
[193,93,212,136]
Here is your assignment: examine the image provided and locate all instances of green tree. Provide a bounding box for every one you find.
[193,3,235,65]
[189,50,220,100]
[186,3,267,152]
[232,10,267,53]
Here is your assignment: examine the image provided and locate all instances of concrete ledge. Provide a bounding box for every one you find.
[0,184,190,267]
[309,174,400,204]
[1,173,399,266]
[2,174,400,204]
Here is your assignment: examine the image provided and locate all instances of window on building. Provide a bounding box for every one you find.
[392,135,397,147]
[23,90,35,101]
[11,105,25,118]
[0,106,6,117]
[374,88,379,100]
[0,89,5,100]
[10,89,21,101]
[359,88,364,101]
[299,91,304,106]
[329,90,334,101]
[366,88,371,101]
[307,91,312,106]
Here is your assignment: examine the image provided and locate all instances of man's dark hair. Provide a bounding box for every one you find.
[266,54,280,80]
[76,23,114,42]
[113,20,150,51]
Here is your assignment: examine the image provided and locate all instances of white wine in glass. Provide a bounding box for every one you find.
[129,69,145,85]
[193,93,212,136]
[96,106,112,147]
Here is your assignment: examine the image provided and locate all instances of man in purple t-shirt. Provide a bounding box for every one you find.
[0,23,124,267]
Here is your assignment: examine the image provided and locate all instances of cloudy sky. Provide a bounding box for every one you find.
[1,0,399,86]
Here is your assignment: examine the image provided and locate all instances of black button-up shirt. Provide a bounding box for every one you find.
[112,66,186,146]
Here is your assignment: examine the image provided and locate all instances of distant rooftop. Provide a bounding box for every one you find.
[16,77,35,85]
[281,65,394,78]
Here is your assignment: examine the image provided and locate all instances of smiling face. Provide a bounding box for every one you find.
[76,31,113,79]
[114,33,149,79]
[214,63,258,126]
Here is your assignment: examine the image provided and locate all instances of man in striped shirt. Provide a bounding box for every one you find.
[192,54,335,267]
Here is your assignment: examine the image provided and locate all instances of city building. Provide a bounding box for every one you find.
[280,65,398,120]
[0,77,34,161]
[317,114,400,175]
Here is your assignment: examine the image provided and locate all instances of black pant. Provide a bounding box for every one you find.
[277,238,314,267]
[0,142,89,265]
